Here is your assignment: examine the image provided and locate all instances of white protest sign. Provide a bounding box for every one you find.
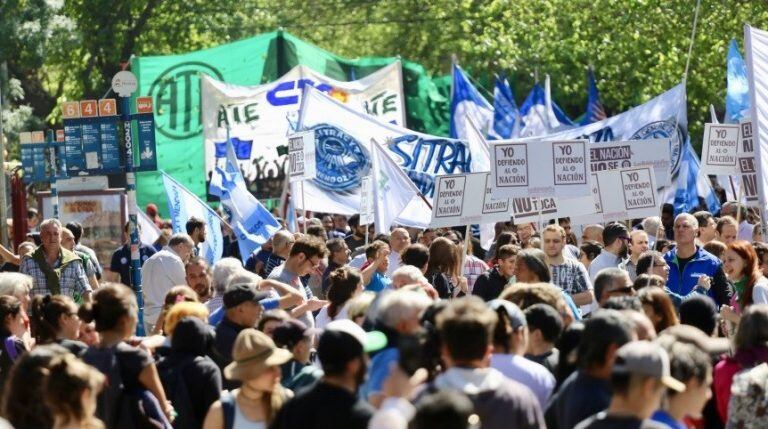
[359,176,374,225]
[510,196,595,223]
[737,121,759,205]
[288,131,316,182]
[491,140,591,199]
[589,139,671,186]
[594,166,659,222]
[701,124,741,175]
[431,173,514,228]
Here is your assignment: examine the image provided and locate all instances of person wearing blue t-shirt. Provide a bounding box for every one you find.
[361,240,392,293]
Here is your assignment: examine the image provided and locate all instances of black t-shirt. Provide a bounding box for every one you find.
[270,382,374,429]
[574,412,667,429]
[54,338,88,357]
[0,262,19,272]
[214,317,245,390]
[112,342,153,391]
[109,244,157,287]
[472,268,507,301]
[545,370,612,429]
[525,348,559,375]
[345,235,366,256]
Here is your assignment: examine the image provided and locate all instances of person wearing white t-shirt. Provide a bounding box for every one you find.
[315,266,363,329]
[141,233,195,333]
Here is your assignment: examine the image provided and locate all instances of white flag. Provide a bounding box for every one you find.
[745,25,768,213]
[371,139,424,234]
[136,207,161,246]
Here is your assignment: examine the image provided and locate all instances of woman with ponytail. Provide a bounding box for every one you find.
[314,267,363,329]
[29,294,86,355]
[44,353,105,429]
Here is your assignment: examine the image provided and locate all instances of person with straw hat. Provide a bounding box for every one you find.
[203,328,293,429]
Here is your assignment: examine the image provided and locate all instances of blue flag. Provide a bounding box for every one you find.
[450,63,494,140]
[580,68,607,125]
[673,140,721,215]
[492,76,519,139]
[518,75,573,137]
[210,139,280,259]
[162,172,223,265]
[726,39,750,123]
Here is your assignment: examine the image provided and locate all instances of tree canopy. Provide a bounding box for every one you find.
[2,0,766,156]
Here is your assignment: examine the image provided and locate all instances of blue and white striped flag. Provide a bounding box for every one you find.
[726,39,750,123]
[673,139,721,215]
[210,139,281,260]
[162,172,223,265]
[492,76,520,139]
[450,63,495,140]
[580,68,607,125]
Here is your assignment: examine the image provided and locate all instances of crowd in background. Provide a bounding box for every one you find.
[0,200,764,428]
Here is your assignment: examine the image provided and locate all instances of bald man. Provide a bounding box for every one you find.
[582,224,604,246]
[386,228,411,277]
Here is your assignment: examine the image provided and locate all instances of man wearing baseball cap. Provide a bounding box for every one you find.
[214,283,270,389]
[575,341,685,429]
[272,319,387,429]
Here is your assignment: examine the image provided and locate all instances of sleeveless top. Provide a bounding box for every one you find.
[233,400,266,429]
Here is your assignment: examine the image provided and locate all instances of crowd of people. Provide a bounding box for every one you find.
[0,201,765,428]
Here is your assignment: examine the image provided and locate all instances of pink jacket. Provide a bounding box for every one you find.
[713,346,768,422]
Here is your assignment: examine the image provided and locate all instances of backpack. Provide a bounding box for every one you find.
[82,346,167,429]
[157,356,200,429]
[727,363,768,429]
[220,391,237,429]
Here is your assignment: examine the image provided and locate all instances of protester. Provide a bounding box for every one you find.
[716,216,739,245]
[0,242,34,272]
[701,239,727,261]
[186,256,212,302]
[207,258,242,315]
[713,304,768,423]
[248,230,294,277]
[593,268,635,307]
[545,309,635,429]
[361,290,432,407]
[489,299,555,408]
[575,341,685,429]
[581,224,605,245]
[578,241,603,270]
[620,230,650,281]
[543,225,594,307]
[29,294,86,355]
[44,353,105,429]
[635,251,670,283]
[322,238,351,296]
[3,344,68,429]
[679,295,719,337]
[361,240,393,293]
[272,319,323,390]
[271,320,386,429]
[315,266,363,328]
[720,240,768,326]
[426,237,467,299]
[20,219,92,302]
[65,221,103,280]
[0,296,28,391]
[524,303,564,374]
[472,244,518,301]
[106,221,157,285]
[256,309,291,337]
[155,296,208,337]
[432,296,545,428]
[387,228,411,277]
[754,242,768,276]
[486,231,518,266]
[638,287,679,333]
[268,236,328,328]
[60,229,100,298]
[417,228,437,248]
[665,213,731,306]
[651,341,713,429]
[203,329,292,429]
[185,217,206,258]
[142,233,195,333]
[400,243,430,273]
[693,211,718,245]
[588,222,629,282]
[80,283,174,426]
[330,214,350,239]
[344,214,368,255]
[407,390,475,429]
[721,202,753,242]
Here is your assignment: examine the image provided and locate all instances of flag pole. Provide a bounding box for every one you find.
[301,180,307,234]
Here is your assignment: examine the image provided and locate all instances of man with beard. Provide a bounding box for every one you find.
[186,256,212,302]
[271,320,387,429]
[186,217,207,258]
[664,213,731,306]
[588,223,630,283]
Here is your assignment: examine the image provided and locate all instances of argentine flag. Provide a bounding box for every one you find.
[726,39,750,123]
[450,63,495,140]
[519,75,573,137]
[492,76,520,139]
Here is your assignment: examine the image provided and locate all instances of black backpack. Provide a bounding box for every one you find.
[82,346,166,429]
[157,356,200,429]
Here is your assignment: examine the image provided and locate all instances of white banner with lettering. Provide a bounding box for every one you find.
[201,61,405,178]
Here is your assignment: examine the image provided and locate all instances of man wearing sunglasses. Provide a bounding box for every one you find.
[588,222,630,284]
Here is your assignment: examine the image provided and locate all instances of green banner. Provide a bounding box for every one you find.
[132,31,449,212]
